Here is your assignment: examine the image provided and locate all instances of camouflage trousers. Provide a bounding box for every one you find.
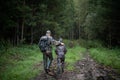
[43,51,53,73]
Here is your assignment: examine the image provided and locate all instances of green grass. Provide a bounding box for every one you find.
[1,41,120,80]
[65,46,86,70]
[89,47,120,72]
[0,44,86,80]
[0,44,43,80]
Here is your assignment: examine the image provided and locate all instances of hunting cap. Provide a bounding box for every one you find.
[46,30,51,34]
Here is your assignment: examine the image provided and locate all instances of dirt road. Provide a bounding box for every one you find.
[32,51,120,80]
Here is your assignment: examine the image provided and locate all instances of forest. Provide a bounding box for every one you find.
[0,0,120,47]
[0,0,120,80]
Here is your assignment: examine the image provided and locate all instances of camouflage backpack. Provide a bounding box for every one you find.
[38,36,50,52]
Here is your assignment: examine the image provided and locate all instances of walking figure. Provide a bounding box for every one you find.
[55,38,67,74]
[38,30,59,74]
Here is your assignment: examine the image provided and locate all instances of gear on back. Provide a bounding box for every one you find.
[55,44,67,58]
[38,36,50,52]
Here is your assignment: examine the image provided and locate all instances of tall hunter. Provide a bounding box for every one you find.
[38,30,59,74]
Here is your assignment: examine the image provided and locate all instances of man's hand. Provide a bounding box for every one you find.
[61,42,64,45]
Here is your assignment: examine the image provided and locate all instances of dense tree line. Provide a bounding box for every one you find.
[74,0,120,47]
[0,0,75,45]
[0,0,120,47]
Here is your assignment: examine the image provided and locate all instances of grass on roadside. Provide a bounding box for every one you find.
[0,44,86,80]
[89,47,120,72]
[65,46,86,71]
[0,44,43,80]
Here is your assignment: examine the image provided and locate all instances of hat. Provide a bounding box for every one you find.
[46,30,51,34]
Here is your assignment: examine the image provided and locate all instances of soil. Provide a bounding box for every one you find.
[32,51,120,80]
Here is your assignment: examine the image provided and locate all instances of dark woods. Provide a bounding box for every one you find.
[0,0,120,47]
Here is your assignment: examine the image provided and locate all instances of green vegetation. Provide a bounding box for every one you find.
[0,44,86,80]
[0,45,42,80]
[65,46,86,70]
[89,47,120,72]
[0,0,120,79]
[1,0,120,47]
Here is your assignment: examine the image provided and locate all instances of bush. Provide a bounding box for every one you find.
[0,40,12,55]
[0,44,42,80]
[63,39,80,48]
[90,47,120,72]
[76,39,103,48]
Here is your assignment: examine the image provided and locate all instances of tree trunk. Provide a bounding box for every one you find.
[30,7,36,45]
[21,0,25,43]
[31,27,33,44]
[108,26,112,48]
[78,25,80,39]
[21,17,25,43]
[72,27,74,39]
[17,21,19,45]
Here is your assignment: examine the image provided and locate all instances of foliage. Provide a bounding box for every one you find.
[0,0,120,47]
[0,0,76,44]
[73,0,120,47]
[65,46,86,70]
[0,44,86,80]
[78,39,103,48]
[0,45,42,80]
[90,47,120,72]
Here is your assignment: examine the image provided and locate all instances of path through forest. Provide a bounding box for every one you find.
[32,51,120,80]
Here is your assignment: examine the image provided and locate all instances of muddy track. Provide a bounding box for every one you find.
[32,51,120,80]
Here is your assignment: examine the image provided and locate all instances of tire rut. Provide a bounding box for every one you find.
[32,52,120,80]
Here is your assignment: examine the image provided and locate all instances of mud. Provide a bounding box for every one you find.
[32,52,120,80]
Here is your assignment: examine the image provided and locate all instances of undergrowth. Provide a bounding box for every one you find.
[0,44,42,80]
[90,47,120,72]
[65,46,86,71]
[0,44,86,80]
